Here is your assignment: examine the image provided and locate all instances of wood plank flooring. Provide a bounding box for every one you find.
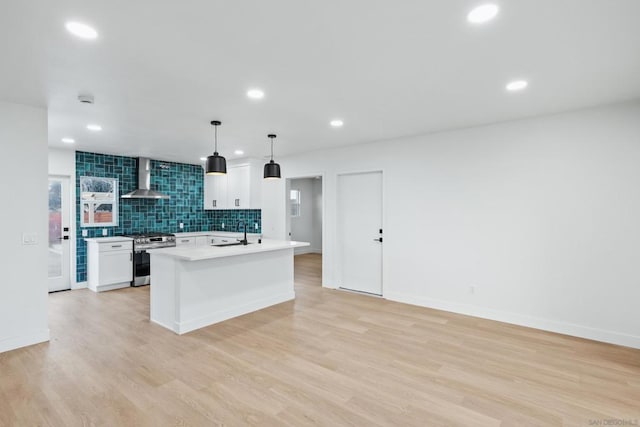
[1,253,639,426]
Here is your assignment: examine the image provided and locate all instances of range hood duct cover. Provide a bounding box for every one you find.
[121,158,170,199]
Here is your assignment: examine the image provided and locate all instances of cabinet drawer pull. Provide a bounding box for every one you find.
[235,199,240,207]
[181,239,191,243]
[130,253,133,261]
[213,200,216,207]
[111,245,122,248]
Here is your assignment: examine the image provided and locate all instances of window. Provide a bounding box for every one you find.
[290,189,301,217]
[80,176,119,227]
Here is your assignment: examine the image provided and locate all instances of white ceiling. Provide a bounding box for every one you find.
[1,0,640,164]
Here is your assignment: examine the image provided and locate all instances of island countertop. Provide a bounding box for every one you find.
[149,239,309,261]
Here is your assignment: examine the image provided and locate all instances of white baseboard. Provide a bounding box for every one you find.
[88,282,130,293]
[174,291,295,335]
[72,281,88,290]
[294,247,322,255]
[0,328,50,354]
[384,292,640,349]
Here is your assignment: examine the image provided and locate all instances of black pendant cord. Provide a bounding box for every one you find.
[214,123,218,154]
[270,136,274,161]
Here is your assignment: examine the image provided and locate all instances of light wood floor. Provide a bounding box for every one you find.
[1,253,639,426]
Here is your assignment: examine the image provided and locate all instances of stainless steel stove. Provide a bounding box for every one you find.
[125,232,176,286]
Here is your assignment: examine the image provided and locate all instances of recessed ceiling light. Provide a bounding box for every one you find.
[200,157,207,161]
[234,150,244,156]
[65,21,98,39]
[506,80,528,92]
[330,119,344,128]
[467,4,499,24]
[247,89,265,99]
[61,137,75,144]
[86,124,102,131]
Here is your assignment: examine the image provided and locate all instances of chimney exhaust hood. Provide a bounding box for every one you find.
[121,157,170,199]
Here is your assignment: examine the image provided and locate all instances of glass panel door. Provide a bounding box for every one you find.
[49,176,71,291]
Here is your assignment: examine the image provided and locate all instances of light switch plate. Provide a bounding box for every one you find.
[82,229,88,237]
[102,229,108,236]
[179,223,184,229]
[22,233,37,245]
[221,222,225,229]
[254,223,259,230]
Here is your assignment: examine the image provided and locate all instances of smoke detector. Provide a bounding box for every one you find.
[78,94,95,104]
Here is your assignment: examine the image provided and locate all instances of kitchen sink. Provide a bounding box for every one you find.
[212,242,252,247]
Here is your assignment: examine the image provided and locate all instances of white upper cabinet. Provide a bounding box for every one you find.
[227,164,250,208]
[204,159,262,210]
[204,173,228,210]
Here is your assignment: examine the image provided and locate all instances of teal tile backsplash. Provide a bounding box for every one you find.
[76,151,261,282]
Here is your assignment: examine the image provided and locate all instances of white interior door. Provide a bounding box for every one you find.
[337,171,383,295]
[48,176,71,292]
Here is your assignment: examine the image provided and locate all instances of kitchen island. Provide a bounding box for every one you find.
[149,239,309,334]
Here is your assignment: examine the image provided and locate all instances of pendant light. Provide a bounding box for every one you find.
[264,134,281,179]
[206,120,227,175]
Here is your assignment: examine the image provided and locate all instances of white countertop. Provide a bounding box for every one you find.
[149,239,309,261]
[84,236,133,243]
[173,231,262,238]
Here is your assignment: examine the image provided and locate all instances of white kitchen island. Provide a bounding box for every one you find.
[149,239,309,334]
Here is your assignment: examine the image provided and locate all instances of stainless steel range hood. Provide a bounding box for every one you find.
[121,157,170,199]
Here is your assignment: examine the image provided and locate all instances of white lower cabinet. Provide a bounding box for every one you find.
[86,238,133,292]
[179,235,217,247]
[195,236,210,247]
[176,237,196,248]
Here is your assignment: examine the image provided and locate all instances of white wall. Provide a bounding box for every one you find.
[289,178,323,254]
[0,101,49,353]
[262,100,640,348]
[48,148,79,288]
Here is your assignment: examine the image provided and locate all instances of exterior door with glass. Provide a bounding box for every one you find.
[49,176,71,292]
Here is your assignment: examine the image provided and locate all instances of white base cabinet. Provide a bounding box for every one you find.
[86,237,133,292]
[176,236,214,247]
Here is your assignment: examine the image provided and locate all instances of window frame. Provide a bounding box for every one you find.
[80,176,119,227]
[290,188,301,218]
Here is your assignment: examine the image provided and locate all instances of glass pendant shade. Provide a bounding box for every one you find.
[206,120,226,175]
[263,134,281,179]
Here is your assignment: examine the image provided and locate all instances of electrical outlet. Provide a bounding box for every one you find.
[179,223,184,229]
[102,229,108,236]
[82,229,88,237]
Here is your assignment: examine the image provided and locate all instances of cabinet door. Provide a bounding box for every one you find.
[227,165,250,209]
[176,237,196,247]
[195,236,209,247]
[99,250,132,285]
[204,173,228,210]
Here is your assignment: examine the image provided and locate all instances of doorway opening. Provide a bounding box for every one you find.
[286,176,323,287]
